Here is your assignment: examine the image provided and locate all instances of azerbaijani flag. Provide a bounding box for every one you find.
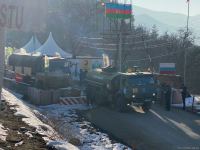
[105,3,132,19]
[97,0,106,8]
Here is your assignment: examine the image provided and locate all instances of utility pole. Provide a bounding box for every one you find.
[184,0,190,85]
[119,31,122,72]
[141,34,154,73]
[98,0,132,72]
[0,28,6,107]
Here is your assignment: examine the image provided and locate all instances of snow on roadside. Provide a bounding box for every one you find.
[195,96,200,103]
[0,123,7,141]
[2,89,57,140]
[47,141,79,150]
[2,89,79,150]
[2,89,131,150]
[40,104,132,150]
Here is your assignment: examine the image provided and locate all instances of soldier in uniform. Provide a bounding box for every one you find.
[181,85,187,110]
[165,84,171,111]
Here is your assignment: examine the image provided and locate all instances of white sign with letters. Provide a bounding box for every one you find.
[0,0,47,31]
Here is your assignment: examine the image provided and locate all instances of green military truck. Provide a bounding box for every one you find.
[85,67,157,112]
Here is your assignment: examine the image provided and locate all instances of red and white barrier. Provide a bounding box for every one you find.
[59,96,87,105]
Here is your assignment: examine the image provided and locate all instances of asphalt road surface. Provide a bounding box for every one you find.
[84,105,200,150]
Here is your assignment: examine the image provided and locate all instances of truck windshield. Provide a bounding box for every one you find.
[128,76,155,85]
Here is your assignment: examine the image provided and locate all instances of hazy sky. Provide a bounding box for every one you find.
[132,0,200,16]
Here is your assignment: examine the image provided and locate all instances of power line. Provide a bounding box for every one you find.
[78,37,104,40]
[124,39,169,45]
[80,41,173,52]
[79,40,117,46]
[78,36,171,47]
[127,52,177,62]
[127,46,194,62]
[80,44,117,51]
[77,32,149,41]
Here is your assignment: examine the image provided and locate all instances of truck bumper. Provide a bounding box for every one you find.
[131,98,154,106]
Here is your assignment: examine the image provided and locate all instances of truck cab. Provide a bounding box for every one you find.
[118,72,157,111]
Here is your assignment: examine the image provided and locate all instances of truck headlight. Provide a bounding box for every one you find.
[106,84,110,89]
[153,93,156,96]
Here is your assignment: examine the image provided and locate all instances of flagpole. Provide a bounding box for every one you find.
[184,0,190,85]
[187,0,190,33]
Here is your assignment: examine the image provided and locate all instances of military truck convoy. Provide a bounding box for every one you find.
[85,67,157,112]
[7,54,179,111]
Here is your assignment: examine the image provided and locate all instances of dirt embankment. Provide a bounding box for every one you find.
[0,103,48,150]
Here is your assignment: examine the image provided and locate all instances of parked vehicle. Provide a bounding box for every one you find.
[85,67,157,112]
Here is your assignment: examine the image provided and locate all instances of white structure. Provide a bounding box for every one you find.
[14,36,41,54]
[34,32,72,58]
[23,36,41,53]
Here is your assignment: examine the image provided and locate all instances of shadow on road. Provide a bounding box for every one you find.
[84,105,200,150]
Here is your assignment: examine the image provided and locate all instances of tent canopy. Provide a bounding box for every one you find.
[23,36,41,53]
[34,32,72,58]
[14,36,41,54]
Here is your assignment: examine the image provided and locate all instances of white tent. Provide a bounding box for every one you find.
[34,32,72,58]
[23,36,41,53]
[14,36,41,54]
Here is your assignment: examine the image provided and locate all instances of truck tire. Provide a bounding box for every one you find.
[142,102,152,112]
[86,93,91,105]
[86,86,93,105]
[116,96,127,112]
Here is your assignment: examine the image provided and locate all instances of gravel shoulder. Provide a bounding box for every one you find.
[0,103,47,150]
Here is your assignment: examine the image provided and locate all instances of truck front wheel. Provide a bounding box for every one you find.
[86,86,93,105]
[142,102,152,112]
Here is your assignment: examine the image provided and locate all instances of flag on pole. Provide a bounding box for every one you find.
[159,63,176,75]
[105,3,132,19]
[97,0,106,8]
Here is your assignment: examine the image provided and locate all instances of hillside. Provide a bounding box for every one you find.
[133,5,200,44]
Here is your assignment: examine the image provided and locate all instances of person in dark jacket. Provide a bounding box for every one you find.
[164,84,171,111]
[181,85,187,110]
[80,69,83,86]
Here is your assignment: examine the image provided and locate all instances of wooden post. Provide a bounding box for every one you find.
[0,28,6,104]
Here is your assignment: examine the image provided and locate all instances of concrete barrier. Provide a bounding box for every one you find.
[60,96,87,105]
[28,87,61,106]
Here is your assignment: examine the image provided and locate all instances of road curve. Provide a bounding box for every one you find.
[83,105,200,150]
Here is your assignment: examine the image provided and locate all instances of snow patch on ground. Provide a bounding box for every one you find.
[40,104,131,150]
[0,123,7,141]
[2,89,130,150]
[15,141,23,147]
[25,131,33,138]
[2,89,79,150]
[2,89,58,140]
[47,141,79,150]
[195,96,200,103]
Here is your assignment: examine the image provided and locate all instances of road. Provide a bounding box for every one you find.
[83,105,200,150]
